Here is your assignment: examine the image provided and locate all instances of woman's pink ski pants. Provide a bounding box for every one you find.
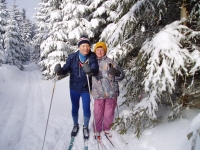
[93,98,117,132]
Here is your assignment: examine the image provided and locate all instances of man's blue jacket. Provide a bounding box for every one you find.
[61,50,99,92]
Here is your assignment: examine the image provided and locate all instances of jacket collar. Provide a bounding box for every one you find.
[98,55,107,61]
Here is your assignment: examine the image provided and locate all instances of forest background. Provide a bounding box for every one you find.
[0,0,200,149]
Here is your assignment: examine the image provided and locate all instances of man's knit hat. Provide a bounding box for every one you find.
[94,42,107,53]
[78,35,91,47]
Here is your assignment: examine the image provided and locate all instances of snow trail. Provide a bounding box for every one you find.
[0,70,32,149]
[0,63,200,150]
[0,64,52,150]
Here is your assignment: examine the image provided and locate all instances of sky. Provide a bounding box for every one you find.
[0,63,200,150]
[6,0,39,22]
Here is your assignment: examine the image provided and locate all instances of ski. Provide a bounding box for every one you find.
[68,137,75,150]
[104,134,114,147]
[68,137,88,150]
[96,138,107,150]
[84,139,88,150]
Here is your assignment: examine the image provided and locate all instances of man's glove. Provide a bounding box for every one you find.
[54,64,61,73]
[82,63,92,74]
[108,68,121,77]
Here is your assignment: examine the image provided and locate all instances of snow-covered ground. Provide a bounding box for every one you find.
[0,63,199,150]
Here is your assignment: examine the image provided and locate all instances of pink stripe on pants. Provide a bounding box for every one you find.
[93,98,117,132]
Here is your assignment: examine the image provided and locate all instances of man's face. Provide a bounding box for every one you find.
[79,43,90,56]
[95,47,106,59]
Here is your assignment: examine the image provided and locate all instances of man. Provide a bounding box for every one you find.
[54,36,99,140]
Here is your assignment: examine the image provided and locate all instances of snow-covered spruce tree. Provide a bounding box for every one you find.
[87,0,120,42]
[4,3,24,70]
[14,6,27,64]
[21,9,32,62]
[61,0,94,45]
[39,0,69,79]
[37,0,68,79]
[33,0,54,65]
[112,20,200,137]
[0,0,8,65]
[29,23,39,63]
[100,0,166,64]
[38,0,96,79]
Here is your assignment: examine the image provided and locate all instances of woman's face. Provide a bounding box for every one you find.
[79,43,90,56]
[95,47,106,59]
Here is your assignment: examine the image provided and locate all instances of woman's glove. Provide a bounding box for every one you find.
[108,68,121,77]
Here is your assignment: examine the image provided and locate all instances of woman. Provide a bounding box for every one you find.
[92,42,125,139]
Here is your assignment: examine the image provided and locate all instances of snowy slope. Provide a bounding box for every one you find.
[0,63,199,150]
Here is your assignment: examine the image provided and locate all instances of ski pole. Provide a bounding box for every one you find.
[42,77,57,150]
[86,74,100,150]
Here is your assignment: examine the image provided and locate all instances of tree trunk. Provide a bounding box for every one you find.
[180,0,189,26]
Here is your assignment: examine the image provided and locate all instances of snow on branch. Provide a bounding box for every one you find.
[188,113,200,150]
[141,21,192,97]
[101,0,165,47]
